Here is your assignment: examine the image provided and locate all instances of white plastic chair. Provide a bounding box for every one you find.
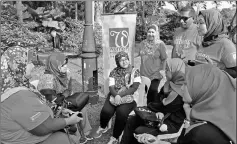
[108,76,151,128]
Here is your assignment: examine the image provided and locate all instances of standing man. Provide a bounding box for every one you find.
[50,29,63,51]
[172,5,202,63]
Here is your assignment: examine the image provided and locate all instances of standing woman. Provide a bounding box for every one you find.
[195,9,236,78]
[135,24,168,104]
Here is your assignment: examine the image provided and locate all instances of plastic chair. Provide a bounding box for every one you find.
[108,76,151,128]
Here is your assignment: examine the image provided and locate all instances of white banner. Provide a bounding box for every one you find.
[101,13,137,96]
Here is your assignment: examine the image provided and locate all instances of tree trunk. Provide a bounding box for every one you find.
[141,1,146,30]
[75,2,78,20]
[16,0,23,23]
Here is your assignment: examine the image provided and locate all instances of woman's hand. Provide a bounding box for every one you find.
[183,103,191,121]
[62,108,73,116]
[63,90,71,98]
[65,112,83,125]
[205,56,213,65]
[114,95,121,105]
[137,133,158,144]
[159,70,166,79]
[156,112,164,120]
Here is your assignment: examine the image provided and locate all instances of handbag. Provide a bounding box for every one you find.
[134,106,170,129]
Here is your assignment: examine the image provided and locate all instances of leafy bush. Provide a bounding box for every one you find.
[160,12,180,45]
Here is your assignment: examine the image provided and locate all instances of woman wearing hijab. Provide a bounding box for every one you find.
[136,64,236,144]
[1,46,82,144]
[195,9,236,78]
[135,24,168,104]
[120,58,186,144]
[93,51,141,144]
[37,52,93,143]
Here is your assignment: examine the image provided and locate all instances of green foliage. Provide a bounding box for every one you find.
[160,12,180,45]
[61,18,84,53]
[221,8,236,25]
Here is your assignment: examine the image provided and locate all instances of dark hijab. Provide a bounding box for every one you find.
[45,52,68,87]
[199,9,228,47]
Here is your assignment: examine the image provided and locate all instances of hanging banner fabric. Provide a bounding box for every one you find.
[101,13,137,96]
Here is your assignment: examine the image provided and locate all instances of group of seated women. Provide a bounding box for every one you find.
[1,8,236,144]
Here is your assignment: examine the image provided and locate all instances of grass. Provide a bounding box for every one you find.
[31,45,173,144]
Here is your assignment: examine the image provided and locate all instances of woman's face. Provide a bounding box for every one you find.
[197,15,208,36]
[181,84,192,103]
[147,28,156,41]
[59,60,68,74]
[119,57,129,69]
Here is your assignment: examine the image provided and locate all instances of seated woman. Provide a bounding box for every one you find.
[120,58,186,144]
[136,64,236,144]
[93,51,141,144]
[37,52,93,143]
[1,46,82,144]
[194,9,236,78]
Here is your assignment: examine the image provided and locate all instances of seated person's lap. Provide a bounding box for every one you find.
[39,132,72,144]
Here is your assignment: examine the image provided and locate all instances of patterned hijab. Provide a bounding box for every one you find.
[45,52,68,87]
[142,24,162,52]
[1,46,30,93]
[199,9,228,47]
[109,51,132,91]
[185,64,236,143]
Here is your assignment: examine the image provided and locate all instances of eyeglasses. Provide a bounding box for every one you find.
[180,16,191,22]
[120,58,129,63]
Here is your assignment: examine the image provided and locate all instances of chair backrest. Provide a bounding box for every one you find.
[135,76,151,107]
[30,80,39,88]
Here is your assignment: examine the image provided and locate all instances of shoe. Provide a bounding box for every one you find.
[93,126,109,139]
[107,137,118,144]
[85,133,94,141]
[79,136,87,144]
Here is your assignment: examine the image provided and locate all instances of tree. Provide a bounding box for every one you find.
[16,0,23,23]
[94,1,103,24]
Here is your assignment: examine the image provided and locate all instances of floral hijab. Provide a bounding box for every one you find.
[109,51,133,91]
[1,46,30,93]
[199,9,228,47]
[45,52,68,87]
